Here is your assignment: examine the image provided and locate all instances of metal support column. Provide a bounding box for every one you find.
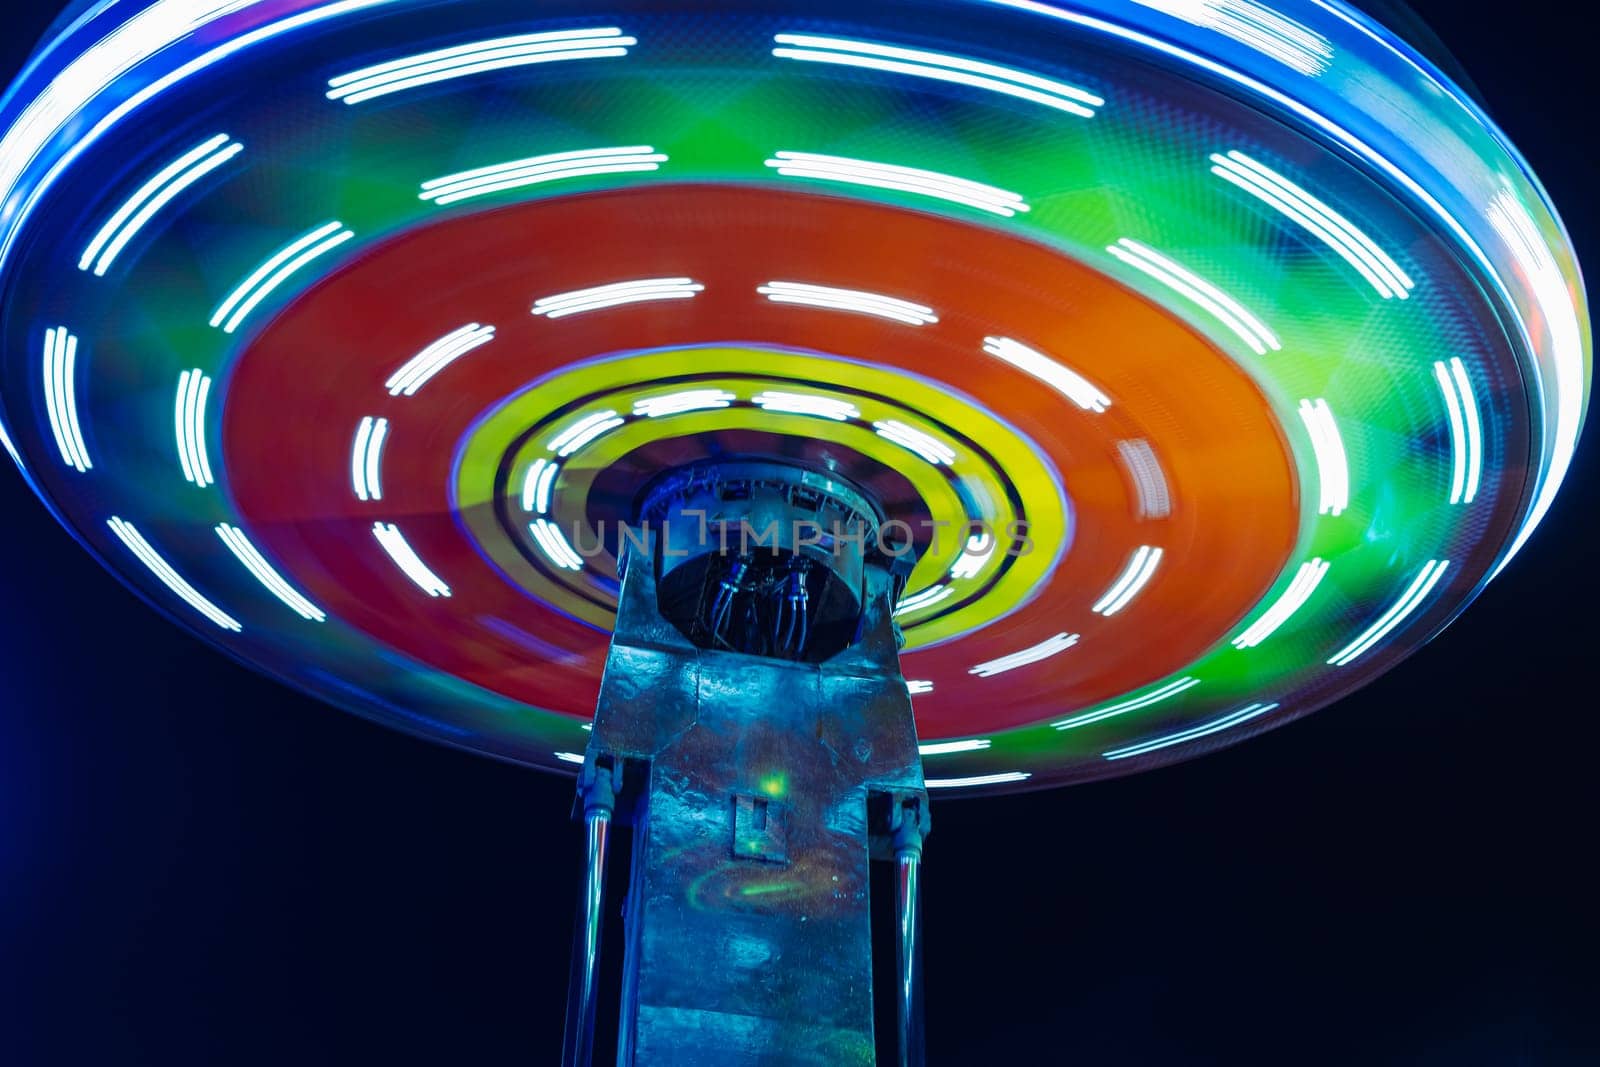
[562,763,616,1067]
[891,799,926,1067]
[564,463,930,1064]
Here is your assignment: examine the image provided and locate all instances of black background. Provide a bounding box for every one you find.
[3,2,1596,1063]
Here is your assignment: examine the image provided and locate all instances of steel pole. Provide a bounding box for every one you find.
[562,765,615,1067]
[893,804,926,1067]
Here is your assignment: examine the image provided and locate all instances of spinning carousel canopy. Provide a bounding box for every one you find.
[0,0,1588,792]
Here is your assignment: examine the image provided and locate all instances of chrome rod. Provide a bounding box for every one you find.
[894,805,926,1067]
[562,766,615,1067]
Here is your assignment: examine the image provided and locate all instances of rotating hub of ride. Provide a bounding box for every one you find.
[638,459,907,662]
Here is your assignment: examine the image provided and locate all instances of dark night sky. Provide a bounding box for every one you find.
[3,2,1596,1063]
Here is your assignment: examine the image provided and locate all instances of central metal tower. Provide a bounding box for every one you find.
[563,461,930,1066]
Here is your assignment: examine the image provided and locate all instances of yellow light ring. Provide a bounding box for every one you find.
[455,346,1069,648]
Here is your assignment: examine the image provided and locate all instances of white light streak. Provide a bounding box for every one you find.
[1131,0,1332,75]
[530,518,585,571]
[1297,398,1350,517]
[1490,190,1585,573]
[919,738,992,756]
[1103,702,1279,761]
[1091,545,1163,616]
[215,523,325,621]
[0,1,275,212]
[895,584,955,616]
[906,679,935,695]
[752,391,860,422]
[874,420,956,466]
[949,531,996,581]
[0,419,18,467]
[632,389,736,418]
[1231,558,1329,648]
[174,369,214,487]
[758,281,939,326]
[1053,677,1200,730]
[965,2,1567,565]
[765,151,1030,217]
[420,146,666,206]
[79,133,242,277]
[1108,238,1280,355]
[1449,359,1485,505]
[42,327,91,473]
[773,33,1103,117]
[547,411,625,457]
[327,28,637,105]
[4,3,438,318]
[1117,440,1171,520]
[350,416,389,502]
[555,751,587,765]
[1433,358,1483,505]
[107,516,240,631]
[210,220,354,334]
[532,277,702,319]
[982,336,1110,412]
[1210,151,1412,299]
[372,522,450,597]
[1327,560,1449,666]
[926,772,1032,789]
[521,459,559,514]
[386,323,495,397]
[969,633,1078,678]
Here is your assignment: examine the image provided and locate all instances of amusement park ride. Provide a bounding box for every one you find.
[0,0,1588,1063]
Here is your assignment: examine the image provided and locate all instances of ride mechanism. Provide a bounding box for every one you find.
[0,0,1589,1062]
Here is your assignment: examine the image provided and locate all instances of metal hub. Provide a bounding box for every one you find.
[638,460,899,662]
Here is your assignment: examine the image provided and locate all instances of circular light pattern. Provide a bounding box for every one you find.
[0,0,1589,794]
